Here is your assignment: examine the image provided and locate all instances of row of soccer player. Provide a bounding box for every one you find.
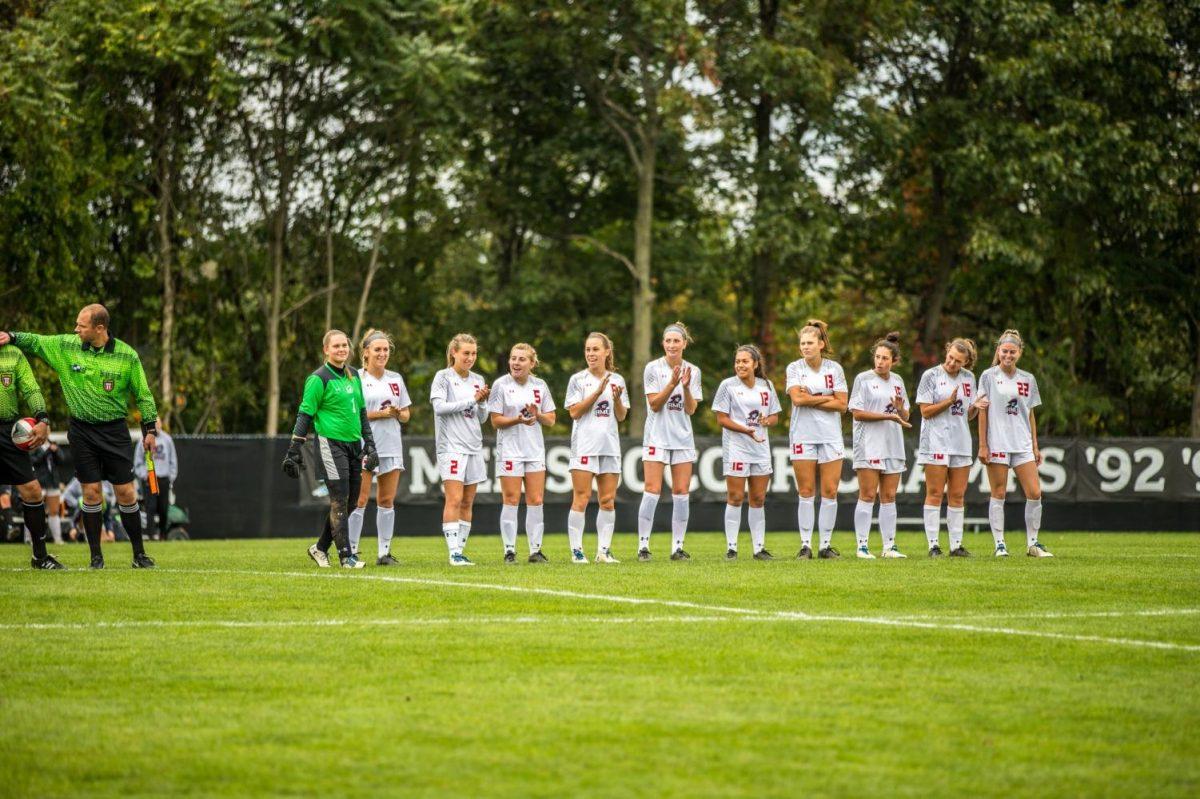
[283,321,1051,569]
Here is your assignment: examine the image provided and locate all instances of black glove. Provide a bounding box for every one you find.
[282,439,305,479]
[362,441,379,473]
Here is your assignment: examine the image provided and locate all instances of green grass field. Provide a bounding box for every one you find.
[1,531,1197,798]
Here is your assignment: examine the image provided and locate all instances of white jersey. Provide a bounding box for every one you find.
[565,370,629,457]
[915,365,976,457]
[785,358,847,445]
[360,368,412,458]
[849,370,908,462]
[488,373,556,461]
[429,367,486,455]
[711,376,782,465]
[642,357,703,449]
[978,365,1041,453]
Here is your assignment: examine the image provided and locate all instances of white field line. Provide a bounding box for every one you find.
[876,608,1200,621]
[0,615,735,632]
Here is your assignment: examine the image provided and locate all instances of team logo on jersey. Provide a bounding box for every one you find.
[950,399,964,416]
[747,409,761,427]
[380,399,392,410]
[389,383,400,397]
[884,401,897,414]
[666,394,684,411]
[595,399,611,418]
[464,407,475,419]
[1005,398,1020,415]
[0,373,11,388]
[103,378,115,392]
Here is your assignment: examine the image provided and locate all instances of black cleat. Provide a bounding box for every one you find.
[818,546,841,559]
[725,548,738,560]
[669,549,691,561]
[928,544,944,557]
[753,549,775,561]
[637,548,651,562]
[949,546,972,558]
[89,555,105,570]
[31,554,67,570]
[528,551,549,563]
[376,553,400,566]
[797,545,813,560]
[132,553,156,569]
[503,551,517,565]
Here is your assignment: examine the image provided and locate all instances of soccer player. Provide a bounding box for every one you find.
[785,319,849,559]
[565,333,630,564]
[489,343,557,563]
[848,332,912,559]
[2,305,157,569]
[31,442,64,544]
[430,333,489,566]
[134,421,177,540]
[712,345,781,560]
[916,339,980,557]
[281,330,379,569]
[976,329,1051,557]
[0,339,61,568]
[638,321,703,561]
[349,329,411,566]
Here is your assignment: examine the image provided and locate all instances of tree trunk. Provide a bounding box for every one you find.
[156,129,175,432]
[352,226,385,345]
[265,200,286,435]
[750,0,779,374]
[324,202,335,332]
[919,160,957,380]
[628,139,656,436]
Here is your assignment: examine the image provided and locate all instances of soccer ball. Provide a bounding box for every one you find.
[11,417,38,451]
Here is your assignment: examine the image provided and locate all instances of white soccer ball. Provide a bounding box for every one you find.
[11,417,38,451]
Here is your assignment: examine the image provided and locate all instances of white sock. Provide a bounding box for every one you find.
[48,514,63,545]
[879,502,897,550]
[500,504,519,552]
[567,508,585,552]
[376,507,395,558]
[596,508,616,554]
[526,504,544,554]
[1024,499,1042,547]
[348,507,365,554]
[671,494,690,552]
[637,492,659,550]
[818,498,837,549]
[947,506,965,550]
[724,503,741,551]
[749,506,766,553]
[989,498,1006,547]
[442,522,460,555]
[797,496,815,547]
[923,504,941,549]
[458,520,472,552]
[854,499,873,548]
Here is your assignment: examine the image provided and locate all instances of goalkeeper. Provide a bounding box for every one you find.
[282,330,378,569]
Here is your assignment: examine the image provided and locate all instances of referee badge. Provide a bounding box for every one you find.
[103,377,115,392]
[0,373,11,388]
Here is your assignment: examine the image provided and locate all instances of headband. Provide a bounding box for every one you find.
[663,324,687,338]
[998,335,1021,347]
[362,332,390,348]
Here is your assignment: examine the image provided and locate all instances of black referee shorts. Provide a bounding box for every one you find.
[0,420,35,486]
[68,418,135,485]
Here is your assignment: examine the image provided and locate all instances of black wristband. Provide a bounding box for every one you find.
[34,411,50,424]
[142,420,157,438]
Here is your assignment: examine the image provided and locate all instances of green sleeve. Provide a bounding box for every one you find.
[15,350,46,418]
[11,332,69,372]
[129,351,158,422]
[298,375,324,417]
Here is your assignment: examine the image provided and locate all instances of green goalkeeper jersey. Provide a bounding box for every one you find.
[0,344,47,421]
[297,363,366,442]
[10,333,157,426]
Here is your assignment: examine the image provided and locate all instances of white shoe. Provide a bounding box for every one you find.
[307,544,330,568]
[1027,542,1054,558]
[449,552,475,567]
[994,542,1009,557]
[594,549,620,564]
[571,549,589,564]
[882,547,907,559]
[856,545,875,560]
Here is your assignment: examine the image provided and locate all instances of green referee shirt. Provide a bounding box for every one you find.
[0,344,47,422]
[297,362,366,442]
[10,332,157,426]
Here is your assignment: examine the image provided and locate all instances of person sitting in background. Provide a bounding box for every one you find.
[134,422,178,541]
[63,478,118,543]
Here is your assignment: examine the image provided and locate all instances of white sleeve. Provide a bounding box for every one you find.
[785,362,801,391]
[710,380,731,414]
[977,370,992,400]
[396,377,412,409]
[848,374,866,411]
[690,367,703,401]
[768,384,782,415]
[915,369,936,404]
[564,374,583,407]
[618,376,631,408]
[832,363,848,393]
[643,362,661,395]
[1028,374,1041,409]
[429,371,448,403]
[539,380,556,412]
[486,382,504,415]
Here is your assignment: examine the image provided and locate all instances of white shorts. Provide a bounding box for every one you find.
[438,453,487,485]
[642,446,697,465]
[854,457,906,474]
[372,455,405,475]
[570,455,621,474]
[917,452,972,469]
[496,458,546,477]
[724,460,771,478]
[789,441,845,463]
[986,450,1035,467]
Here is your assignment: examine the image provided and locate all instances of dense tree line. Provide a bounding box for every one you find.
[3,0,1197,437]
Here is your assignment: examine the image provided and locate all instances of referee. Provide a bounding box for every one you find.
[0,340,62,568]
[1,304,157,569]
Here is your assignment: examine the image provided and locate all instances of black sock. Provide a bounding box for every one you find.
[118,503,145,556]
[316,515,333,552]
[23,500,48,560]
[81,505,103,558]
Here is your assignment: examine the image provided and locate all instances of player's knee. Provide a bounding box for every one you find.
[1026,487,1042,501]
[748,493,766,508]
[598,494,616,511]
[796,487,815,499]
[17,482,43,504]
[947,489,966,505]
[526,493,544,506]
[925,487,944,504]
[727,493,745,507]
[858,489,877,502]
[377,499,394,510]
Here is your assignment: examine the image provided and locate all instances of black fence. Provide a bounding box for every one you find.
[157,436,1200,538]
